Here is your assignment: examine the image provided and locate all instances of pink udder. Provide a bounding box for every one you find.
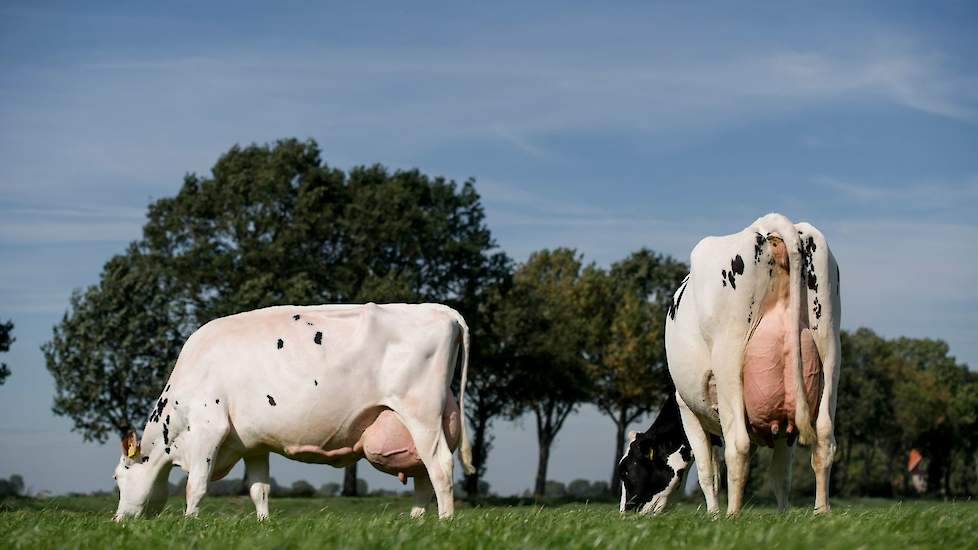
[743,310,822,445]
[360,394,461,478]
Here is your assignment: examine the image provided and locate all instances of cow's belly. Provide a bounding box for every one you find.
[250,392,461,477]
[743,308,822,445]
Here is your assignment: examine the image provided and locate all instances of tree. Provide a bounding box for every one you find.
[0,319,12,385]
[318,482,340,497]
[832,328,978,497]
[42,244,188,442]
[578,249,688,495]
[45,138,508,493]
[0,474,25,497]
[489,249,591,497]
[290,480,316,497]
[461,263,516,497]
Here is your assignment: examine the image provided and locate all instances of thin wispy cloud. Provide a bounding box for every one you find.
[0,205,144,244]
[814,175,978,210]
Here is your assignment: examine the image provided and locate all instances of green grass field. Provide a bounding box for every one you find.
[2,495,975,549]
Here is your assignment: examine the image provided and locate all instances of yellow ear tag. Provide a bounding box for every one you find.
[127,443,137,458]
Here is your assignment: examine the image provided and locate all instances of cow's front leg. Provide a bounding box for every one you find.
[712,344,751,516]
[411,473,434,518]
[184,415,228,518]
[245,453,271,520]
[676,394,720,516]
[769,436,793,512]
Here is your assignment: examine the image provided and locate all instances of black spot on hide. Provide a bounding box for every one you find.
[267,395,277,406]
[162,423,169,445]
[667,277,689,321]
[277,338,284,349]
[149,398,168,423]
[753,233,765,263]
[799,234,819,292]
[215,399,220,404]
[293,314,301,321]
[142,457,149,463]
[314,379,318,386]
[164,447,171,454]
[731,254,745,275]
[314,331,323,345]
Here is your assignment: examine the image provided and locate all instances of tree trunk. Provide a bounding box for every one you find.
[864,441,877,492]
[944,456,952,497]
[535,437,551,497]
[342,463,358,496]
[611,407,628,497]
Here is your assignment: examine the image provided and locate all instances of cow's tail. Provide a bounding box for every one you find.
[761,214,816,446]
[450,309,476,475]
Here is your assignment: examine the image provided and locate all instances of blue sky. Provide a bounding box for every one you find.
[1,2,976,497]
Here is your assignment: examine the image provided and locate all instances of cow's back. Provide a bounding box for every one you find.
[164,303,459,453]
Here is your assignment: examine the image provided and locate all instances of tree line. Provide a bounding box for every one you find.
[39,139,978,499]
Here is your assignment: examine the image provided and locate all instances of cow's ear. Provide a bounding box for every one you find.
[628,431,638,443]
[121,431,140,458]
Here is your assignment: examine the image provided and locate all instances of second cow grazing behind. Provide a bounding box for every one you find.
[113,303,473,521]
[619,213,842,516]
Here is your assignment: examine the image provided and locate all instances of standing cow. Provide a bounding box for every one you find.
[113,303,474,521]
[619,213,841,516]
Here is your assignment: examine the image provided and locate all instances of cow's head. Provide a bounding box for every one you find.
[113,431,168,521]
[618,394,691,515]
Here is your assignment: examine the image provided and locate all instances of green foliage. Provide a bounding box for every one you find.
[142,139,505,319]
[2,496,977,550]
[41,244,189,442]
[830,328,977,497]
[0,318,13,385]
[486,248,592,496]
[0,474,25,497]
[577,249,688,492]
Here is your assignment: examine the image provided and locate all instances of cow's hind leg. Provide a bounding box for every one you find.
[245,453,271,520]
[712,342,752,516]
[411,472,434,518]
[812,338,840,515]
[769,436,793,512]
[677,394,720,516]
[398,413,455,518]
[184,412,229,517]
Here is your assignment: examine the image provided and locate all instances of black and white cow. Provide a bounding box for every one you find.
[617,392,693,514]
[619,213,841,516]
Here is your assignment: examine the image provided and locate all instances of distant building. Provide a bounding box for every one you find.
[907,448,927,493]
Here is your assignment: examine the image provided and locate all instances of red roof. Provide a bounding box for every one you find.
[907,448,923,472]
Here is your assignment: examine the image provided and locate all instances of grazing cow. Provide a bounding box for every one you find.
[617,392,693,514]
[619,213,841,516]
[113,303,474,521]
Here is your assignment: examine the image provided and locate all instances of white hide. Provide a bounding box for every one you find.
[665,213,841,516]
[114,303,473,521]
